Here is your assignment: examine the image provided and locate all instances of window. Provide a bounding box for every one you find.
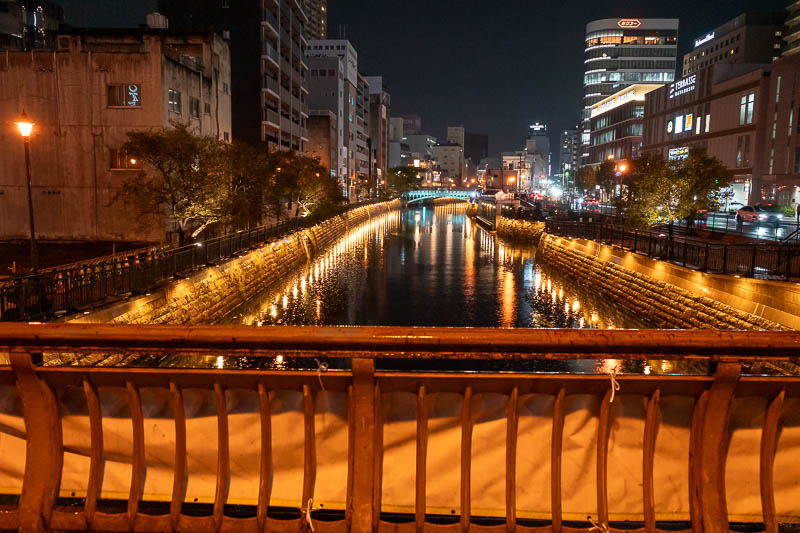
[204,102,211,115]
[110,148,141,170]
[223,83,229,94]
[739,92,754,125]
[223,132,229,142]
[328,69,335,76]
[705,113,711,133]
[189,97,200,118]
[168,89,181,114]
[108,84,141,107]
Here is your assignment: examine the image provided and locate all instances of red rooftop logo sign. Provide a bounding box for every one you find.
[617,19,641,28]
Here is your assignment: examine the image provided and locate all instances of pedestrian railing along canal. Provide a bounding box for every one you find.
[1,324,799,532]
[0,200,387,322]
[545,220,800,280]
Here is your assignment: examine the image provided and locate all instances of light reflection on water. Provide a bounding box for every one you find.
[217,204,705,375]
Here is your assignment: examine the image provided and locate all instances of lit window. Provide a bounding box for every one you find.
[168,89,181,114]
[108,84,141,107]
[110,148,141,170]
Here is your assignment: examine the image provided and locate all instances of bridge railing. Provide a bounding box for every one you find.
[546,220,800,281]
[0,199,388,322]
[1,323,799,532]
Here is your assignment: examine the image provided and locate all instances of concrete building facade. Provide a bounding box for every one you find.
[432,143,463,185]
[307,110,337,178]
[365,76,390,189]
[683,12,785,76]
[642,64,771,207]
[307,54,345,186]
[0,28,231,242]
[559,128,580,187]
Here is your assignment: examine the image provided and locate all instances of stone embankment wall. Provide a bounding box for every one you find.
[495,217,545,242]
[71,200,401,325]
[536,234,796,330]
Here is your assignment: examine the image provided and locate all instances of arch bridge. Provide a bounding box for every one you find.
[401,188,475,205]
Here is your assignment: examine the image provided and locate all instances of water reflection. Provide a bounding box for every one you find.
[231,204,648,330]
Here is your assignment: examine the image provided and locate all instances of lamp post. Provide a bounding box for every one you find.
[15,112,39,274]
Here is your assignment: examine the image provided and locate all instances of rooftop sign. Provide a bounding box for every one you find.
[617,19,641,29]
[694,32,715,48]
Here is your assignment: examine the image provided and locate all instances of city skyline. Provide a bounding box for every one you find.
[53,0,795,155]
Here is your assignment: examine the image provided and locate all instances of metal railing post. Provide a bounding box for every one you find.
[699,362,740,533]
[10,348,61,532]
[750,245,757,277]
[351,358,376,532]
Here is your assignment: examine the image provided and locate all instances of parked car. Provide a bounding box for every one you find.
[727,202,744,214]
[735,205,784,226]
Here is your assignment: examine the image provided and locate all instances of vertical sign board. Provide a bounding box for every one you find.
[126,84,141,107]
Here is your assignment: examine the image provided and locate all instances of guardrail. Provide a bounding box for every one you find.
[545,220,800,281]
[0,200,387,322]
[0,324,798,532]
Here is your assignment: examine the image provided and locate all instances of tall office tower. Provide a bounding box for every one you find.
[159,0,310,151]
[581,18,679,163]
[684,12,785,75]
[303,0,326,40]
[559,128,580,185]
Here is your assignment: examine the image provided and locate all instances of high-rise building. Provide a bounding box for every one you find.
[303,0,327,40]
[589,84,661,165]
[784,0,800,56]
[683,12,785,76]
[559,128,580,186]
[581,18,679,163]
[307,39,368,198]
[307,55,345,185]
[0,0,64,50]
[159,0,309,151]
[365,76,391,190]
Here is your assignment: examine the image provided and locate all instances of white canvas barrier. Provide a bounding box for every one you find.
[1,386,799,523]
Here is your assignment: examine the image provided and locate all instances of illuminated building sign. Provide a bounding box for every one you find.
[666,120,674,134]
[694,32,715,48]
[668,147,690,160]
[674,115,684,134]
[684,113,694,131]
[595,90,635,114]
[669,75,696,99]
[529,123,546,132]
[126,84,140,106]
[617,19,641,28]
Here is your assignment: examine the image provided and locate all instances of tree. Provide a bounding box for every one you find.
[116,124,226,244]
[383,166,422,197]
[618,149,733,228]
[220,141,278,229]
[574,166,597,193]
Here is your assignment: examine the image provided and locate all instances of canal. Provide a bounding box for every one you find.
[226,203,650,330]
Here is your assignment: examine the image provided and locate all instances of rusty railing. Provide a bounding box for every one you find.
[1,324,799,532]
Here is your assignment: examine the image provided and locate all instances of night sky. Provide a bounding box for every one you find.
[60,0,790,157]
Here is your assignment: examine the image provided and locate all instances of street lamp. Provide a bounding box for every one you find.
[15,111,39,274]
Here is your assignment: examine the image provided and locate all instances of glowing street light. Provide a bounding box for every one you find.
[15,111,39,273]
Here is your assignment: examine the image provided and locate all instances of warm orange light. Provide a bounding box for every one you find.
[129,158,137,166]
[606,154,615,160]
[618,163,628,172]
[15,112,33,137]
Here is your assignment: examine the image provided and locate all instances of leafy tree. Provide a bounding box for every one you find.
[619,149,733,228]
[383,166,422,196]
[574,165,596,193]
[117,124,226,244]
[219,140,278,229]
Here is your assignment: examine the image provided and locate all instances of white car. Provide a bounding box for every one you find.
[736,205,784,226]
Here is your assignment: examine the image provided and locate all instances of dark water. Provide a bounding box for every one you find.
[227,204,649,330]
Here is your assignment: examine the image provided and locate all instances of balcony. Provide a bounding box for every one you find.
[261,9,278,33]
[263,76,279,95]
[263,108,279,125]
[262,42,279,65]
